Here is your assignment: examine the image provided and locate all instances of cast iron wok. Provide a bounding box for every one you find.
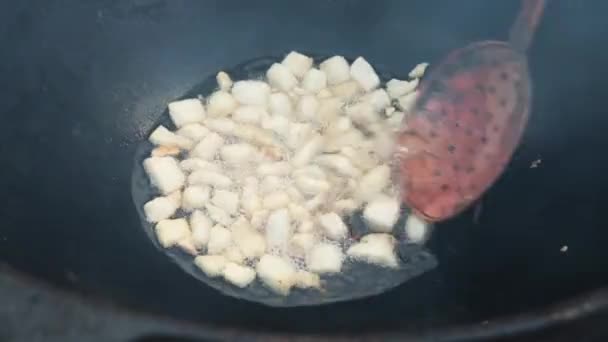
[2,0,608,340]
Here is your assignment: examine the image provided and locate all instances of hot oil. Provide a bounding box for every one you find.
[131,55,438,307]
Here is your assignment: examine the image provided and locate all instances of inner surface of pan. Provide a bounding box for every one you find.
[2,0,608,337]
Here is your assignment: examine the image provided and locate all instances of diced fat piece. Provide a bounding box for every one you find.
[267,63,298,92]
[180,158,221,173]
[216,71,233,91]
[289,233,317,257]
[144,196,178,223]
[223,246,245,264]
[305,192,327,212]
[268,92,293,117]
[296,95,319,122]
[347,233,398,268]
[367,122,386,135]
[334,199,359,215]
[385,106,396,117]
[295,270,321,289]
[176,123,209,142]
[318,212,348,240]
[233,124,277,147]
[364,89,391,112]
[211,189,239,216]
[373,129,395,161]
[297,220,314,233]
[346,177,359,195]
[316,154,360,177]
[207,224,232,254]
[356,165,391,202]
[262,191,290,210]
[149,126,193,150]
[168,98,206,127]
[347,102,379,126]
[320,56,350,85]
[317,97,343,127]
[190,132,224,160]
[329,80,362,101]
[182,185,210,211]
[409,62,430,79]
[326,173,348,196]
[190,210,212,249]
[232,218,266,258]
[387,111,405,130]
[144,157,186,195]
[151,145,181,157]
[231,80,271,106]
[220,143,257,165]
[232,105,267,124]
[167,191,182,208]
[262,144,288,163]
[205,118,236,136]
[404,214,429,243]
[250,210,269,230]
[288,203,310,222]
[292,134,323,167]
[205,204,233,227]
[259,176,285,195]
[306,243,343,274]
[188,170,232,188]
[286,186,305,204]
[286,123,313,150]
[398,91,418,113]
[387,78,419,99]
[241,177,261,215]
[295,176,330,196]
[222,262,255,288]
[257,161,291,177]
[317,88,333,99]
[326,117,353,136]
[340,146,376,172]
[265,208,292,251]
[262,115,290,138]
[293,165,327,179]
[155,218,190,248]
[350,57,380,91]
[177,237,198,255]
[301,68,327,93]
[207,91,238,117]
[363,195,400,233]
[256,254,297,295]
[281,51,313,78]
[194,255,227,277]
[324,129,367,153]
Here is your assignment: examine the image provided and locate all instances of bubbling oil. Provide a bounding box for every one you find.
[131,55,438,306]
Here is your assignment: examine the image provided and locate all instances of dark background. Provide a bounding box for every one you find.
[1,0,608,340]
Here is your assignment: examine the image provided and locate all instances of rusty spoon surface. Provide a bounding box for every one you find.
[395,0,546,222]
